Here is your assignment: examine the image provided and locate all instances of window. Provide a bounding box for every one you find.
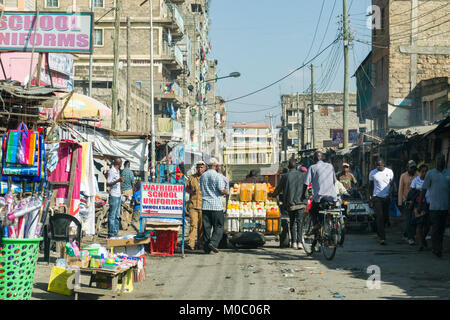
[94,29,103,46]
[46,0,58,7]
[93,0,104,7]
[5,0,18,8]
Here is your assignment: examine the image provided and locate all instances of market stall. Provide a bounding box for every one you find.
[224,182,281,248]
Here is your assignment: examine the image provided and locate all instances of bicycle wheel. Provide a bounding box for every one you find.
[301,213,315,256]
[322,217,337,260]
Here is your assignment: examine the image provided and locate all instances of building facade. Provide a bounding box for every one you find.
[280,92,373,158]
[357,0,450,137]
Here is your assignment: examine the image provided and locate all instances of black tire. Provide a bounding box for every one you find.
[339,226,346,246]
[218,233,229,249]
[301,213,314,256]
[322,218,337,260]
[279,218,290,248]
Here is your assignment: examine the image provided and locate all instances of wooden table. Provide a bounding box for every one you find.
[73,266,133,300]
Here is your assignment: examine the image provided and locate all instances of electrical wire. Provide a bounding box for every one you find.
[226,105,280,114]
[206,38,339,106]
[316,0,337,56]
[303,0,326,63]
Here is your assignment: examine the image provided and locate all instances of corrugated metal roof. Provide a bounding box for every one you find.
[395,124,438,137]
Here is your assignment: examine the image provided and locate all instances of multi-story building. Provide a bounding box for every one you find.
[356,0,450,137]
[31,0,216,150]
[0,0,34,10]
[224,123,278,181]
[280,92,373,159]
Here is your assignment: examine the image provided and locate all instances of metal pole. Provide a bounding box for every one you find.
[343,0,349,148]
[111,0,121,130]
[89,0,94,96]
[150,0,156,182]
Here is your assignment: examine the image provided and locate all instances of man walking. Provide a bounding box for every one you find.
[419,154,450,258]
[369,159,394,245]
[186,161,206,251]
[270,159,306,249]
[107,158,124,237]
[200,158,229,254]
[398,160,418,245]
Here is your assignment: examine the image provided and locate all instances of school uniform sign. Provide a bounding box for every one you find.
[0,12,93,53]
[140,183,184,220]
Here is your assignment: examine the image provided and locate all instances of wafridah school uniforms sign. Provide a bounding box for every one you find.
[140,183,185,220]
[0,12,93,53]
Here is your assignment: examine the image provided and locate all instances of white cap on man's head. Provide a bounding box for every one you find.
[208,157,220,166]
[196,160,206,166]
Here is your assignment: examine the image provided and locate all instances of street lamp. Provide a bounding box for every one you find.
[192,72,240,158]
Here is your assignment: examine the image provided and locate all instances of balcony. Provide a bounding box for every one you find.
[154,80,183,104]
[157,118,183,140]
[162,4,184,37]
[160,42,184,70]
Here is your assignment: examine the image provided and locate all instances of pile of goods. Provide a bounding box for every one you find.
[226,183,280,233]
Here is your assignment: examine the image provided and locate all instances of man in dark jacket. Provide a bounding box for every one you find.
[269,159,306,249]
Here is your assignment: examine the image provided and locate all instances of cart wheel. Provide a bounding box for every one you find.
[279,219,290,248]
[219,233,230,249]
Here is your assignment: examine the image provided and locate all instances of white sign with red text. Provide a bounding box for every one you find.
[140,183,184,220]
[0,12,93,53]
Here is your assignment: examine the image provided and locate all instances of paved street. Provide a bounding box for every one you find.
[32,223,450,300]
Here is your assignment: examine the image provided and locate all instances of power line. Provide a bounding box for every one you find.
[303,0,326,63]
[226,105,280,114]
[208,38,339,106]
[316,0,337,56]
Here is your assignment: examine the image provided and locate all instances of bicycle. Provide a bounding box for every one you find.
[301,200,345,260]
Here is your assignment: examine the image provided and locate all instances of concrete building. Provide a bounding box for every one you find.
[31,0,217,154]
[224,122,278,182]
[356,0,450,138]
[280,92,373,159]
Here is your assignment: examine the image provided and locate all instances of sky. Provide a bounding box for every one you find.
[208,0,373,128]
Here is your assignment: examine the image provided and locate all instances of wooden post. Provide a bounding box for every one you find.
[126,17,131,131]
[111,0,121,130]
[36,53,43,86]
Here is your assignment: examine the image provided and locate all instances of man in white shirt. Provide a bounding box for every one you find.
[369,158,394,245]
[107,158,124,237]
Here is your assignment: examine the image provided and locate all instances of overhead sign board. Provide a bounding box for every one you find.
[0,12,93,53]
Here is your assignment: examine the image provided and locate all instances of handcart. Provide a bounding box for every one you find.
[342,190,375,233]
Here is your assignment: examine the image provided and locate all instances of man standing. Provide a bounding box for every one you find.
[302,151,338,232]
[337,163,357,192]
[398,160,418,245]
[419,154,450,258]
[270,159,306,249]
[107,158,124,237]
[369,159,394,245]
[121,160,135,198]
[186,161,206,251]
[200,158,229,254]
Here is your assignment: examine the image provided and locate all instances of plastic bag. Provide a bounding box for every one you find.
[239,183,253,202]
[389,198,401,218]
[254,183,268,202]
[47,266,74,296]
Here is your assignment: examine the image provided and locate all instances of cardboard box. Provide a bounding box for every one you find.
[106,237,151,247]
[65,255,91,269]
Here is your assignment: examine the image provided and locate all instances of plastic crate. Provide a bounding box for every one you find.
[150,230,178,256]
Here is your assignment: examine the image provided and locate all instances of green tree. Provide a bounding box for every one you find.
[438,101,450,115]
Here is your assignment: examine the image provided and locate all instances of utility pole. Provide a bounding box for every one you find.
[343,0,350,148]
[266,112,275,163]
[89,0,94,97]
[310,64,315,149]
[126,17,131,131]
[149,0,156,182]
[111,0,121,130]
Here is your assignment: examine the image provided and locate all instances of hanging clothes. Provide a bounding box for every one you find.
[79,142,97,236]
[170,103,176,120]
[48,140,83,217]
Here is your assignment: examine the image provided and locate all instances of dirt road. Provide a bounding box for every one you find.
[31,225,450,300]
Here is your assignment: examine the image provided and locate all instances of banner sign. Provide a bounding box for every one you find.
[48,53,74,76]
[140,183,184,220]
[331,129,358,145]
[0,12,93,53]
